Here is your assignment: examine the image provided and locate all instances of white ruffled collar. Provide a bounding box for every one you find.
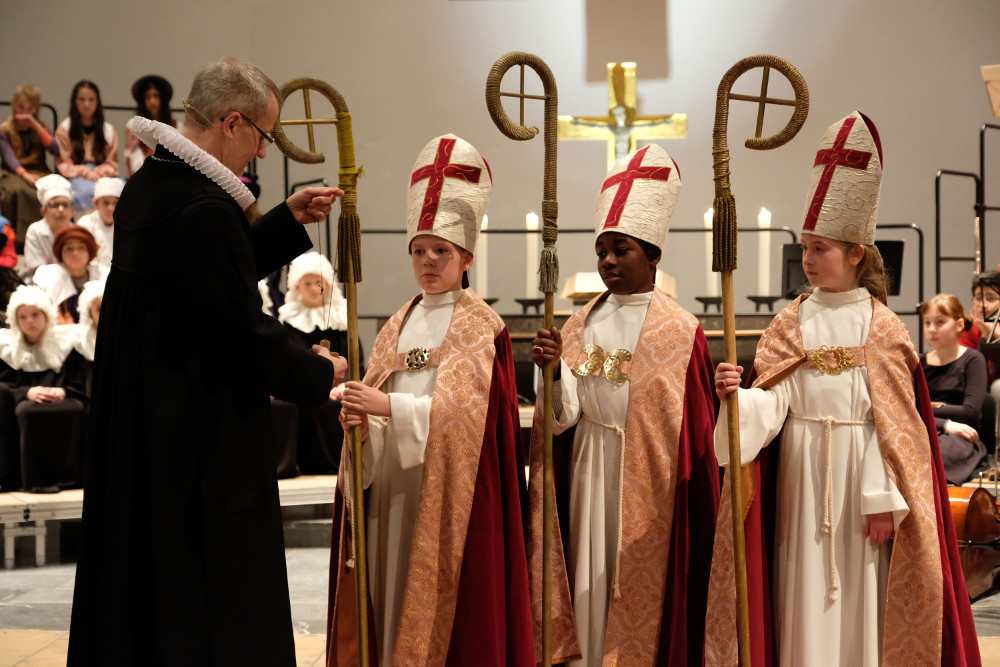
[277,301,347,333]
[0,326,75,372]
[129,117,255,210]
[67,324,97,362]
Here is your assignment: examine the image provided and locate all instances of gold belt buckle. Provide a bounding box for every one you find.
[574,343,605,377]
[603,348,632,384]
[404,347,430,371]
[809,345,853,376]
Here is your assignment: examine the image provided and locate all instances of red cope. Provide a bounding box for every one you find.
[601,146,673,229]
[410,138,483,231]
[803,117,873,231]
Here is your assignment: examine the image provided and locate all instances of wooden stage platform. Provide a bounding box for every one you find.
[0,475,338,569]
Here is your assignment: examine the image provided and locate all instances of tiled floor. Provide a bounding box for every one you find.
[1,544,999,666]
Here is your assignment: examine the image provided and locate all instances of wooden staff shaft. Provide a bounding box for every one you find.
[345,277,370,667]
[721,270,752,667]
[542,291,554,667]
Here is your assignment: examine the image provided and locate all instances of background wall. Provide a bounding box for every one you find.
[3,0,998,351]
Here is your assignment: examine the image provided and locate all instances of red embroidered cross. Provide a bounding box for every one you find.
[410,138,483,230]
[600,146,672,229]
[803,117,872,231]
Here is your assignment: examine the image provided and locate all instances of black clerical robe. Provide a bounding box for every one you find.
[68,145,334,667]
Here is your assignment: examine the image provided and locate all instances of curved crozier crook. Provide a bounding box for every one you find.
[485,51,560,292]
[485,51,557,143]
[272,77,348,165]
[713,55,809,196]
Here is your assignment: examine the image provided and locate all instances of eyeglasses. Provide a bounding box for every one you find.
[221,111,274,146]
[45,202,72,210]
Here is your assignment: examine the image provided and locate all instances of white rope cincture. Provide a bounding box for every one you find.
[129,117,255,210]
[788,413,873,601]
[583,415,627,599]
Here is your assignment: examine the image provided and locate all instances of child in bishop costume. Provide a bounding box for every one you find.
[329,134,534,666]
[705,112,980,667]
[529,144,720,666]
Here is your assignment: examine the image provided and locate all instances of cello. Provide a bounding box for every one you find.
[949,479,1000,598]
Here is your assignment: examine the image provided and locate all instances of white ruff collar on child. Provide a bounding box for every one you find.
[0,326,74,373]
[129,117,255,210]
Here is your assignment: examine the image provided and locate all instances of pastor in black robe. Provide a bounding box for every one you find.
[68,145,335,667]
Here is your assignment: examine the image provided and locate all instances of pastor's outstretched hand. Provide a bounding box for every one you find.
[287,186,344,224]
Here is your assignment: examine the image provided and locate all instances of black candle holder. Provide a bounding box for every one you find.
[514,298,545,315]
[694,296,723,313]
[747,295,783,313]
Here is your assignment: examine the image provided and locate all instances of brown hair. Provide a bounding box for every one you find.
[919,293,972,331]
[53,225,98,264]
[853,243,890,304]
[13,84,41,109]
[68,80,109,165]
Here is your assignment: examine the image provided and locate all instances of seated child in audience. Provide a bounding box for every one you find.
[922,294,989,483]
[21,174,75,281]
[69,277,103,365]
[0,214,15,269]
[33,226,106,323]
[0,216,18,326]
[331,134,533,664]
[0,84,60,246]
[0,285,87,492]
[77,176,123,269]
[55,81,119,212]
[124,74,175,176]
[277,251,356,473]
[961,270,1000,403]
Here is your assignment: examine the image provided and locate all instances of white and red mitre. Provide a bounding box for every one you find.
[801,111,883,245]
[594,143,681,249]
[406,134,492,253]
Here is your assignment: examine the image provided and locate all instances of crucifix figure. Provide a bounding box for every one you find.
[558,62,686,169]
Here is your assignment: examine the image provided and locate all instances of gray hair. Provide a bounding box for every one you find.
[183,57,281,129]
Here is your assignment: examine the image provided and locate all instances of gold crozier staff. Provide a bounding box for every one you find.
[710,55,809,666]
[272,77,370,666]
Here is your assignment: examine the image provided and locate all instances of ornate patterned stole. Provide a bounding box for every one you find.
[339,288,503,666]
[528,288,698,664]
[704,295,943,666]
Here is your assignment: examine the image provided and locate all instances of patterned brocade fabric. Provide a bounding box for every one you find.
[703,295,943,666]
[528,288,698,664]
[337,289,502,666]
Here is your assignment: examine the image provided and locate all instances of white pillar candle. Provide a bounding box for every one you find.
[758,207,771,295]
[526,212,539,298]
[704,208,718,297]
[476,214,488,297]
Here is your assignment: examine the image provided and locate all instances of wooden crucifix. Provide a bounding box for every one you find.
[558,62,686,169]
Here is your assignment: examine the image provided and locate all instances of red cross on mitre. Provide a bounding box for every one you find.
[600,146,673,229]
[803,117,873,231]
[410,137,483,231]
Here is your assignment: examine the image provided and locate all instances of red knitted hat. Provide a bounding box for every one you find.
[53,225,98,263]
